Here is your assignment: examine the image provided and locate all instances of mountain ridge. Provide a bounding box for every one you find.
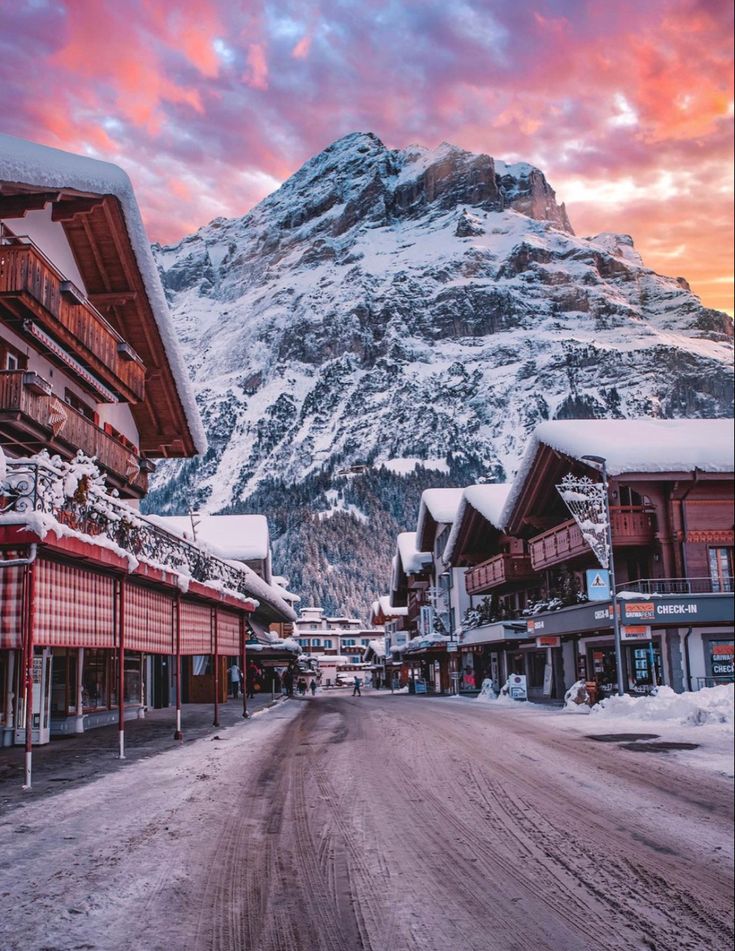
[145,132,733,612]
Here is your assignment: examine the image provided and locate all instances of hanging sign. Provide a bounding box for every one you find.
[586,568,611,601]
[536,635,561,648]
[556,474,610,568]
[621,624,652,640]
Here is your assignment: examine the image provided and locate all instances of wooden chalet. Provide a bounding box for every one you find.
[0,136,295,774]
[445,419,734,701]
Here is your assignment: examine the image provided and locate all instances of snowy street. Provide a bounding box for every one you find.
[0,693,732,951]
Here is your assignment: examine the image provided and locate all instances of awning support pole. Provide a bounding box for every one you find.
[174,593,183,740]
[240,615,249,719]
[118,576,126,760]
[22,556,37,790]
[212,608,220,727]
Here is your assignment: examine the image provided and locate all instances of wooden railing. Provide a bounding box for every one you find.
[0,237,145,401]
[466,553,535,595]
[0,371,147,494]
[529,508,656,570]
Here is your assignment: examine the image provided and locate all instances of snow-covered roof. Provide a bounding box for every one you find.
[366,638,386,659]
[146,514,270,562]
[443,484,512,564]
[0,133,206,453]
[502,418,735,526]
[396,532,433,575]
[415,487,465,549]
[379,594,408,617]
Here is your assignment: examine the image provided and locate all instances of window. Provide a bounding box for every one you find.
[312,638,321,648]
[360,639,370,646]
[343,638,355,647]
[323,639,333,649]
[709,548,733,593]
[82,649,109,710]
[0,341,27,371]
[65,388,96,422]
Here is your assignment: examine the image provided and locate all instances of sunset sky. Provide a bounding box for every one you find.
[1,0,732,314]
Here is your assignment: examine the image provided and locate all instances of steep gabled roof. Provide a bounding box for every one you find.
[443,484,511,565]
[0,134,206,457]
[415,487,465,550]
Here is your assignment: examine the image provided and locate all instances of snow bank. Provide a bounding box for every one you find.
[591,684,734,728]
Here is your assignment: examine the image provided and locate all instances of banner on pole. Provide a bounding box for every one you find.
[556,474,610,568]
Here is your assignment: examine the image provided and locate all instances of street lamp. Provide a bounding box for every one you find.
[580,455,626,697]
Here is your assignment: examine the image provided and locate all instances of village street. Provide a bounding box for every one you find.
[0,694,732,951]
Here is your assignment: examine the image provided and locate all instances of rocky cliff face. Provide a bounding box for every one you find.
[146,132,733,611]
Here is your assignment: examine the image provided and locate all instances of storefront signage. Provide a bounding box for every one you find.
[586,569,611,601]
[621,595,734,626]
[521,601,614,638]
[710,642,734,677]
[536,635,561,648]
[621,625,651,641]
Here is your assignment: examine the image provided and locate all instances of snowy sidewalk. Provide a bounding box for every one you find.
[0,693,288,810]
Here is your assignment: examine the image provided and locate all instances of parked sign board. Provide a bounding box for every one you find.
[507,674,527,701]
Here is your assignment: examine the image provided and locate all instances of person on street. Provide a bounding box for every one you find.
[228,662,242,699]
[283,668,294,697]
[246,661,258,699]
[297,677,306,696]
[352,675,362,697]
[309,679,317,697]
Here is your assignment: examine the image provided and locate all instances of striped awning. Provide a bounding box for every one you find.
[36,559,116,648]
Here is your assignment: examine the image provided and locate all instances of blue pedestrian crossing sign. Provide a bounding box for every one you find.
[586,568,611,601]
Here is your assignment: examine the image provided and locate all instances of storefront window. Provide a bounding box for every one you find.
[628,644,662,692]
[193,655,212,676]
[590,646,618,697]
[51,649,78,715]
[708,548,734,592]
[82,649,109,711]
[708,641,734,682]
[124,653,142,704]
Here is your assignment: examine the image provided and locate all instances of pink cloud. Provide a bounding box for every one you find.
[0,0,730,313]
[245,43,268,90]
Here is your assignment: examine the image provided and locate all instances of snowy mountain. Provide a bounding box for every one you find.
[146,132,733,612]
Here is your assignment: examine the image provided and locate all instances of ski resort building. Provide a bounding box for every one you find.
[292,607,376,685]
[0,136,296,752]
[446,419,734,701]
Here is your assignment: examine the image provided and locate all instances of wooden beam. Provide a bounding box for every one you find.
[89,291,138,306]
[51,197,106,222]
[0,192,62,218]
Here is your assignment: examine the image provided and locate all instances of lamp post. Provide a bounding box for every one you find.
[581,455,626,697]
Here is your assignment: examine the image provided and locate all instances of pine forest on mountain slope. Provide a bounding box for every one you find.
[143,132,734,616]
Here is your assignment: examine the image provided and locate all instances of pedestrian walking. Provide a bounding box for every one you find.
[297,677,306,696]
[246,660,259,699]
[352,676,362,697]
[228,661,242,699]
[309,679,317,697]
[283,668,294,697]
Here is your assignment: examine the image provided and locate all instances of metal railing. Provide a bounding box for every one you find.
[617,577,734,595]
[0,455,254,598]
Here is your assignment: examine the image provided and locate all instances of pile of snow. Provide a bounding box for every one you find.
[146,514,270,562]
[475,677,515,704]
[563,679,593,714]
[591,684,734,728]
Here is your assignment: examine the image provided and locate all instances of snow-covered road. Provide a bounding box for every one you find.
[0,694,732,951]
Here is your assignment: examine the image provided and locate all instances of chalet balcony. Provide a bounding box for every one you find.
[0,370,147,496]
[466,553,535,595]
[529,507,657,571]
[0,236,145,402]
